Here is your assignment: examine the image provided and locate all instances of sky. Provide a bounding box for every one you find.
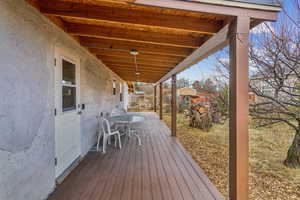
[176,0,298,83]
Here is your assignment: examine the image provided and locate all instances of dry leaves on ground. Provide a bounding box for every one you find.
[164,114,300,200]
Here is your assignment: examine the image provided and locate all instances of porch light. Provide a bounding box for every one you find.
[130,49,139,56]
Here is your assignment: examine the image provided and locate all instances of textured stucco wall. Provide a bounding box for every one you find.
[0,0,124,199]
[79,56,123,155]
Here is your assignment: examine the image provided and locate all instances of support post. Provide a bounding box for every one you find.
[171,75,177,136]
[229,16,250,200]
[159,82,163,120]
[154,86,157,112]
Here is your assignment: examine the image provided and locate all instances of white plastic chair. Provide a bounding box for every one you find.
[96,115,103,152]
[97,117,122,154]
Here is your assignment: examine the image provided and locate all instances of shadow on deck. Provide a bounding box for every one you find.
[48,112,224,200]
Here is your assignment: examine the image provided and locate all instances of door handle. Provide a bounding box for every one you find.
[77,111,82,115]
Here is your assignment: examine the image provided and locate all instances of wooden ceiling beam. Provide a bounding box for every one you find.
[112,71,167,77]
[120,74,161,78]
[106,63,171,70]
[113,66,172,72]
[101,60,175,68]
[115,71,163,78]
[25,0,68,31]
[66,23,203,48]
[103,61,173,70]
[122,77,158,83]
[103,64,173,72]
[81,37,194,57]
[39,0,222,35]
[108,66,170,73]
[99,55,179,66]
[115,72,164,80]
[89,48,183,62]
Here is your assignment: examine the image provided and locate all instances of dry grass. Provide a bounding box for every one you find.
[163,113,300,200]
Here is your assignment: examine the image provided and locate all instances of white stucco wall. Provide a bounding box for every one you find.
[0,0,125,199]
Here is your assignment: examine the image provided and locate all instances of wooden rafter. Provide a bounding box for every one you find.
[107,64,172,71]
[99,55,179,66]
[81,37,193,57]
[67,23,204,48]
[26,0,280,84]
[115,74,164,80]
[101,60,174,69]
[40,0,223,35]
[121,78,158,83]
[104,60,172,68]
[44,0,229,19]
[89,49,184,62]
[108,66,170,73]
[114,71,163,80]
[113,71,163,75]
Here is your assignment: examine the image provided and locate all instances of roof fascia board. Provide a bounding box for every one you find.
[134,0,280,21]
[186,0,282,11]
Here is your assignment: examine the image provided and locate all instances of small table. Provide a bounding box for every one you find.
[109,114,144,146]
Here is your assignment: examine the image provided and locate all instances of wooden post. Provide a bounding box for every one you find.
[154,86,157,112]
[171,75,177,136]
[159,82,163,120]
[229,16,250,200]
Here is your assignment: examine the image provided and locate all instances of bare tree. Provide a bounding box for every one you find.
[214,14,300,167]
[192,78,217,94]
[177,78,191,89]
[249,20,300,168]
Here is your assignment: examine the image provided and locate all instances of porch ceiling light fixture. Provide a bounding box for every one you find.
[85,46,142,81]
[130,49,139,56]
[130,49,140,81]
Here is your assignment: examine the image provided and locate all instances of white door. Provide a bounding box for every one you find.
[54,47,81,178]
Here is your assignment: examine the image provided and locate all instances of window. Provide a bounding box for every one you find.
[120,83,123,102]
[62,86,76,111]
[113,80,116,95]
[62,59,77,112]
[62,60,76,85]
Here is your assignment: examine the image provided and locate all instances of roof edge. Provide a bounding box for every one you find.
[185,0,282,11]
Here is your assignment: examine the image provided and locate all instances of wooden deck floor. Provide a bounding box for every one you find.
[48,113,224,200]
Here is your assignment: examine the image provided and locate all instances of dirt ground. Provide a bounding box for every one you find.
[163,113,300,200]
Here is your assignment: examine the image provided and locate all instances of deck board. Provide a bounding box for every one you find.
[48,112,224,200]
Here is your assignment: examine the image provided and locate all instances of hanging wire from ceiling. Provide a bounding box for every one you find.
[130,49,140,82]
[85,46,131,53]
[85,46,141,82]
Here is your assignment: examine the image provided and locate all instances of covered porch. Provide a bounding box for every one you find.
[48,113,223,200]
[21,1,281,200]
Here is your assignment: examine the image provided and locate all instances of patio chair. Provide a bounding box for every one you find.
[97,117,122,154]
[96,113,115,150]
[96,115,103,152]
[110,108,127,135]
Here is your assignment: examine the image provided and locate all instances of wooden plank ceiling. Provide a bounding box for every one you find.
[27,0,229,83]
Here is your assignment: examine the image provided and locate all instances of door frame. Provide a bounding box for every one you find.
[54,46,82,179]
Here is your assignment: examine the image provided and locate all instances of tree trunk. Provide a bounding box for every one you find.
[284,130,300,168]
